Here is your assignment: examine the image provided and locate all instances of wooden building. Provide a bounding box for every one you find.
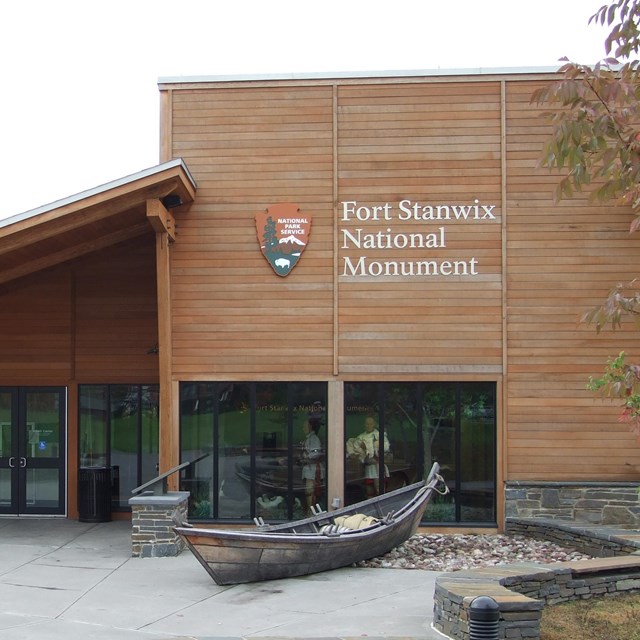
[1,69,638,528]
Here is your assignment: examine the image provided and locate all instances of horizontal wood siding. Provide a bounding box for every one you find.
[0,236,158,385]
[505,80,640,480]
[74,238,159,382]
[164,74,640,482]
[337,82,503,373]
[0,268,73,384]
[169,87,335,377]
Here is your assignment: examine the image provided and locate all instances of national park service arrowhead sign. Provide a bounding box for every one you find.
[255,203,312,277]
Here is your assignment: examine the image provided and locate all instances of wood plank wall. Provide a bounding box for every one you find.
[74,238,159,382]
[0,238,159,386]
[163,75,640,482]
[506,81,640,480]
[169,86,336,378]
[337,82,503,374]
[0,268,74,385]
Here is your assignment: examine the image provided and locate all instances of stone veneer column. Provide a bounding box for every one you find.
[129,491,190,558]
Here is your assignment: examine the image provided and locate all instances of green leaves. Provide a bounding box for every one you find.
[587,351,640,440]
[533,60,640,218]
[536,2,640,443]
[582,280,640,333]
[591,0,640,58]
[532,2,640,226]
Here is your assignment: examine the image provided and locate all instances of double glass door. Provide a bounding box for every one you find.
[0,387,66,515]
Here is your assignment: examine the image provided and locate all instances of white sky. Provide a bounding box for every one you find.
[0,0,611,220]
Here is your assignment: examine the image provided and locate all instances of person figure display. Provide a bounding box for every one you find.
[346,416,391,496]
[299,418,324,514]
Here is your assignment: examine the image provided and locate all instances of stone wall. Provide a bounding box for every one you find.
[129,491,190,558]
[505,481,640,527]
[434,557,640,640]
[506,518,640,557]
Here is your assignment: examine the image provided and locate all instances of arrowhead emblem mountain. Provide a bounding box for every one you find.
[255,203,312,277]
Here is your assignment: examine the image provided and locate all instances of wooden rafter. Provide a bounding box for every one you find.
[0,221,150,285]
[146,199,176,242]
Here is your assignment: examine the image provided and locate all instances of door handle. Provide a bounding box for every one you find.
[19,457,27,468]
[8,457,15,468]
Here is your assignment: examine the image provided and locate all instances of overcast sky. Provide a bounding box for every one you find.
[0,0,611,220]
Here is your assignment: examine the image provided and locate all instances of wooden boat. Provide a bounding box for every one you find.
[175,462,446,585]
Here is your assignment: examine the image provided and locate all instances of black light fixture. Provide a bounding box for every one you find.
[161,194,183,209]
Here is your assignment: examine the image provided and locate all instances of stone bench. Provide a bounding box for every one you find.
[433,555,640,640]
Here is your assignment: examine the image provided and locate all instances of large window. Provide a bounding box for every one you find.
[179,381,494,525]
[79,384,159,510]
[345,382,496,525]
[180,382,327,521]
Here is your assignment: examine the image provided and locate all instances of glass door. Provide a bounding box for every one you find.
[0,390,18,512]
[0,387,66,515]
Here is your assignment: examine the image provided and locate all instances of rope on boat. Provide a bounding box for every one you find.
[320,524,352,536]
[432,473,450,495]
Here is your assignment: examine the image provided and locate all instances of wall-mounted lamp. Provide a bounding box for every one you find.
[161,194,183,209]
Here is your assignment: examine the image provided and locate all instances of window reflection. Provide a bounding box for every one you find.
[179,382,327,521]
[79,384,159,511]
[111,385,139,508]
[178,381,494,525]
[79,386,107,467]
[345,383,423,504]
[345,382,496,525]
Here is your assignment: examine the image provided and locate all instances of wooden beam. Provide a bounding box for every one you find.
[327,380,344,510]
[151,207,177,484]
[0,195,145,255]
[146,199,176,241]
[0,221,150,286]
[0,179,185,256]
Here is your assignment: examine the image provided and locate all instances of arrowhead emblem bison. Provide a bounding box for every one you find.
[255,203,312,277]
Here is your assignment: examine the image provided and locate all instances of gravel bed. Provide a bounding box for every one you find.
[356,533,593,572]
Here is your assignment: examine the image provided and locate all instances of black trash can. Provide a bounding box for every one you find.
[78,466,112,523]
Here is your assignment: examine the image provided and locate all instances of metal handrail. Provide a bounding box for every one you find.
[131,453,209,496]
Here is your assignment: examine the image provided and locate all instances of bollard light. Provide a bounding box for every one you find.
[468,595,500,640]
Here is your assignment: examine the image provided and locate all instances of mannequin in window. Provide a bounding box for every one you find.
[299,418,324,514]
[347,416,390,496]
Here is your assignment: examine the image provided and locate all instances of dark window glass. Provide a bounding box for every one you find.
[140,385,160,490]
[458,383,496,523]
[79,386,108,468]
[423,383,457,522]
[180,382,216,518]
[111,385,140,508]
[79,384,159,511]
[179,382,327,522]
[219,383,251,519]
[345,382,496,525]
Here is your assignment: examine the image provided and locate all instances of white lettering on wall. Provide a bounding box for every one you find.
[339,199,497,278]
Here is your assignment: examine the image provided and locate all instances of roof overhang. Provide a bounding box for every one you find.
[0,159,197,286]
[157,66,563,86]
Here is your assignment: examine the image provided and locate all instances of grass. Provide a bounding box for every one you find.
[541,592,640,640]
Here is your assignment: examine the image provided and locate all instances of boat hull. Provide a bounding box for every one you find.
[176,463,443,585]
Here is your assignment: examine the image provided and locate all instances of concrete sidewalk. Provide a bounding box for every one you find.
[0,518,445,640]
